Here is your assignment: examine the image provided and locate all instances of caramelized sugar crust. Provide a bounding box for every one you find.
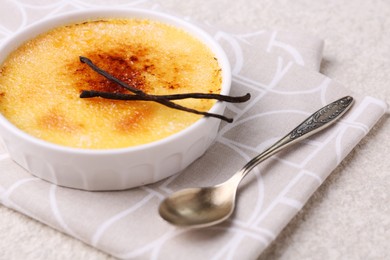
[0,19,222,149]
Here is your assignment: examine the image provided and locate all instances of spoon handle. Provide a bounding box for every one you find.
[236,96,354,180]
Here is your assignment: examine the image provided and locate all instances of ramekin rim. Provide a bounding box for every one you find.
[0,7,232,155]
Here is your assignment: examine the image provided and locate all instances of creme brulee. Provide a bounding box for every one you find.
[0,19,222,149]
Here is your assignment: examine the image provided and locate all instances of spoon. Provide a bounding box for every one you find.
[158,96,354,228]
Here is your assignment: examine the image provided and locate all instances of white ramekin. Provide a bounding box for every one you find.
[0,8,231,191]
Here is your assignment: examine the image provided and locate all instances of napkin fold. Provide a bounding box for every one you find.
[0,1,388,259]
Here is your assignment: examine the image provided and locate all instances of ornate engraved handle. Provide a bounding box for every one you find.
[290,96,354,138]
[236,96,354,179]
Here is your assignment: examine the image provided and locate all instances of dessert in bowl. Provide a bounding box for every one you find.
[0,9,232,190]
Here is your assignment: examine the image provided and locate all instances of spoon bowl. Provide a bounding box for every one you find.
[159,179,239,227]
[159,96,354,228]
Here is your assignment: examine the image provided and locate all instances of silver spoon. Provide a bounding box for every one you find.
[159,96,354,228]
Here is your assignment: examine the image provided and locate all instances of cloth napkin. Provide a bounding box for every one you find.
[0,1,388,259]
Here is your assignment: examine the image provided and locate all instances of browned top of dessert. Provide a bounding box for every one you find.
[0,18,222,149]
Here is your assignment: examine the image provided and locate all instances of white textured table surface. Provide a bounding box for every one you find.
[1,0,389,259]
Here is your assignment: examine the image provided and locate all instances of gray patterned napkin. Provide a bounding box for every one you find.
[0,1,387,259]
